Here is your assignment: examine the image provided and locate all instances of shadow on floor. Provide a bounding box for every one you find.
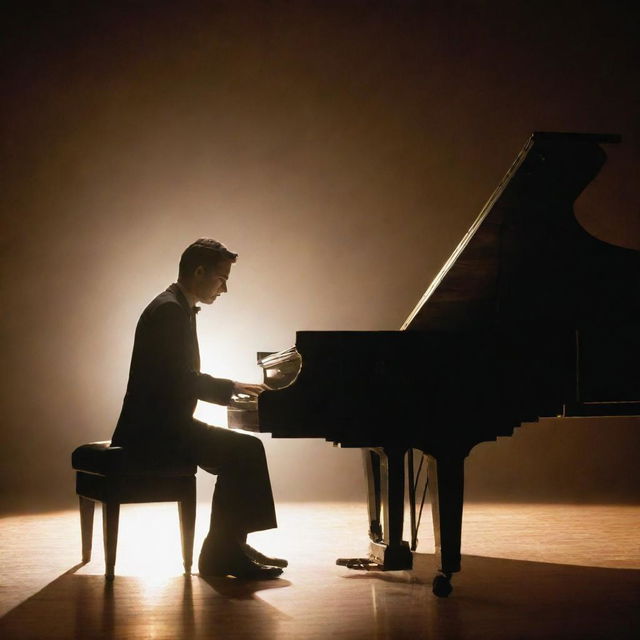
[0,555,638,639]
[341,552,640,639]
[0,568,291,640]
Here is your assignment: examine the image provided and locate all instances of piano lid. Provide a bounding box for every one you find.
[401,132,638,332]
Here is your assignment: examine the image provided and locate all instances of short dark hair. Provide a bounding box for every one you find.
[178,238,238,279]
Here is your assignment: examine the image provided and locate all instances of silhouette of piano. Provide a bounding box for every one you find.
[228,132,640,596]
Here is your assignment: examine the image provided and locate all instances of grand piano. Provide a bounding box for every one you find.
[228,132,640,596]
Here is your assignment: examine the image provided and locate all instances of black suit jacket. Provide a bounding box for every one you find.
[111,283,234,456]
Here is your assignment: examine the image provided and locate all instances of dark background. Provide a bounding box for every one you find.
[2,0,639,514]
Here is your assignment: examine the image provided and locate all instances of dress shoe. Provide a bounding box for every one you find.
[242,543,288,568]
[199,541,283,579]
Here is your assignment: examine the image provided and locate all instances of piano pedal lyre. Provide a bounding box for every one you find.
[338,448,415,572]
[407,448,430,552]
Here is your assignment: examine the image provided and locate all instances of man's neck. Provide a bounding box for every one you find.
[176,281,198,309]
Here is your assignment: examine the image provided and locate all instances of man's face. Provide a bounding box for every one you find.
[193,259,232,304]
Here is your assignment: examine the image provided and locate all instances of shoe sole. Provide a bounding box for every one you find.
[199,567,283,579]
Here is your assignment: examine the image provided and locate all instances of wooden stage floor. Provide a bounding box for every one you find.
[1,502,639,639]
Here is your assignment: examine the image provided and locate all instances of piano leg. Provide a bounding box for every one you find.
[369,447,413,570]
[362,449,383,542]
[427,454,465,597]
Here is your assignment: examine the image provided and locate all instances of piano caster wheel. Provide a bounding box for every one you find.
[432,573,452,598]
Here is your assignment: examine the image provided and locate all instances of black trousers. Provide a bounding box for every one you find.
[190,420,277,536]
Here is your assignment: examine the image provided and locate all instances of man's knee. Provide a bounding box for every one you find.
[196,432,265,472]
[242,433,265,457]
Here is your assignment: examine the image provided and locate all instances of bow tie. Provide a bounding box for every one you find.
[192,306,201,315]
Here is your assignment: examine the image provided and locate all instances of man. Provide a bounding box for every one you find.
[111,238,285,579]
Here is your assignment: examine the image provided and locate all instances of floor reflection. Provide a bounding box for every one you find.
[1,571,291,640]
[2,555,637,640]
[1,503,639,639]
[343,552,640,640]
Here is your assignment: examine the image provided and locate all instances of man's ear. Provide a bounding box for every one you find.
[194,265,206,279]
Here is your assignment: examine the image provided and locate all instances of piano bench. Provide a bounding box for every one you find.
[71,441,197,579]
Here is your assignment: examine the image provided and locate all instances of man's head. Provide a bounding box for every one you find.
[178,238,238,304]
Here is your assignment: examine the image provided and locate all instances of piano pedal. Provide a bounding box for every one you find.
[336,557,383,571]
[369,540,413,570]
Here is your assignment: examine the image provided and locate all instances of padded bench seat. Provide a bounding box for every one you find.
[72,440,197,579]
[72,441,197,476]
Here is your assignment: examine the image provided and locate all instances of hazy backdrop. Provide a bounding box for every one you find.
[2,0,639,513]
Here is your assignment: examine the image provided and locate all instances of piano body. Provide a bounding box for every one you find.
[228,132,640,596]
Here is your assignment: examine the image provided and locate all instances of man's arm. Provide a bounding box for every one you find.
[151,302,235,406]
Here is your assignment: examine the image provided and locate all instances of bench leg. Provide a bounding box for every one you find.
[102,502,120,580]
[178,485,196,575]
[79,496,95,563]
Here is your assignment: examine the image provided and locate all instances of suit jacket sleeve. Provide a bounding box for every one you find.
[151,302,235,407]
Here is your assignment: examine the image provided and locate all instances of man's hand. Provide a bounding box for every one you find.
[233,382,267,398]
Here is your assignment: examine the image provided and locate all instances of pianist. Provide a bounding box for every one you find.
[111,238,286,579]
